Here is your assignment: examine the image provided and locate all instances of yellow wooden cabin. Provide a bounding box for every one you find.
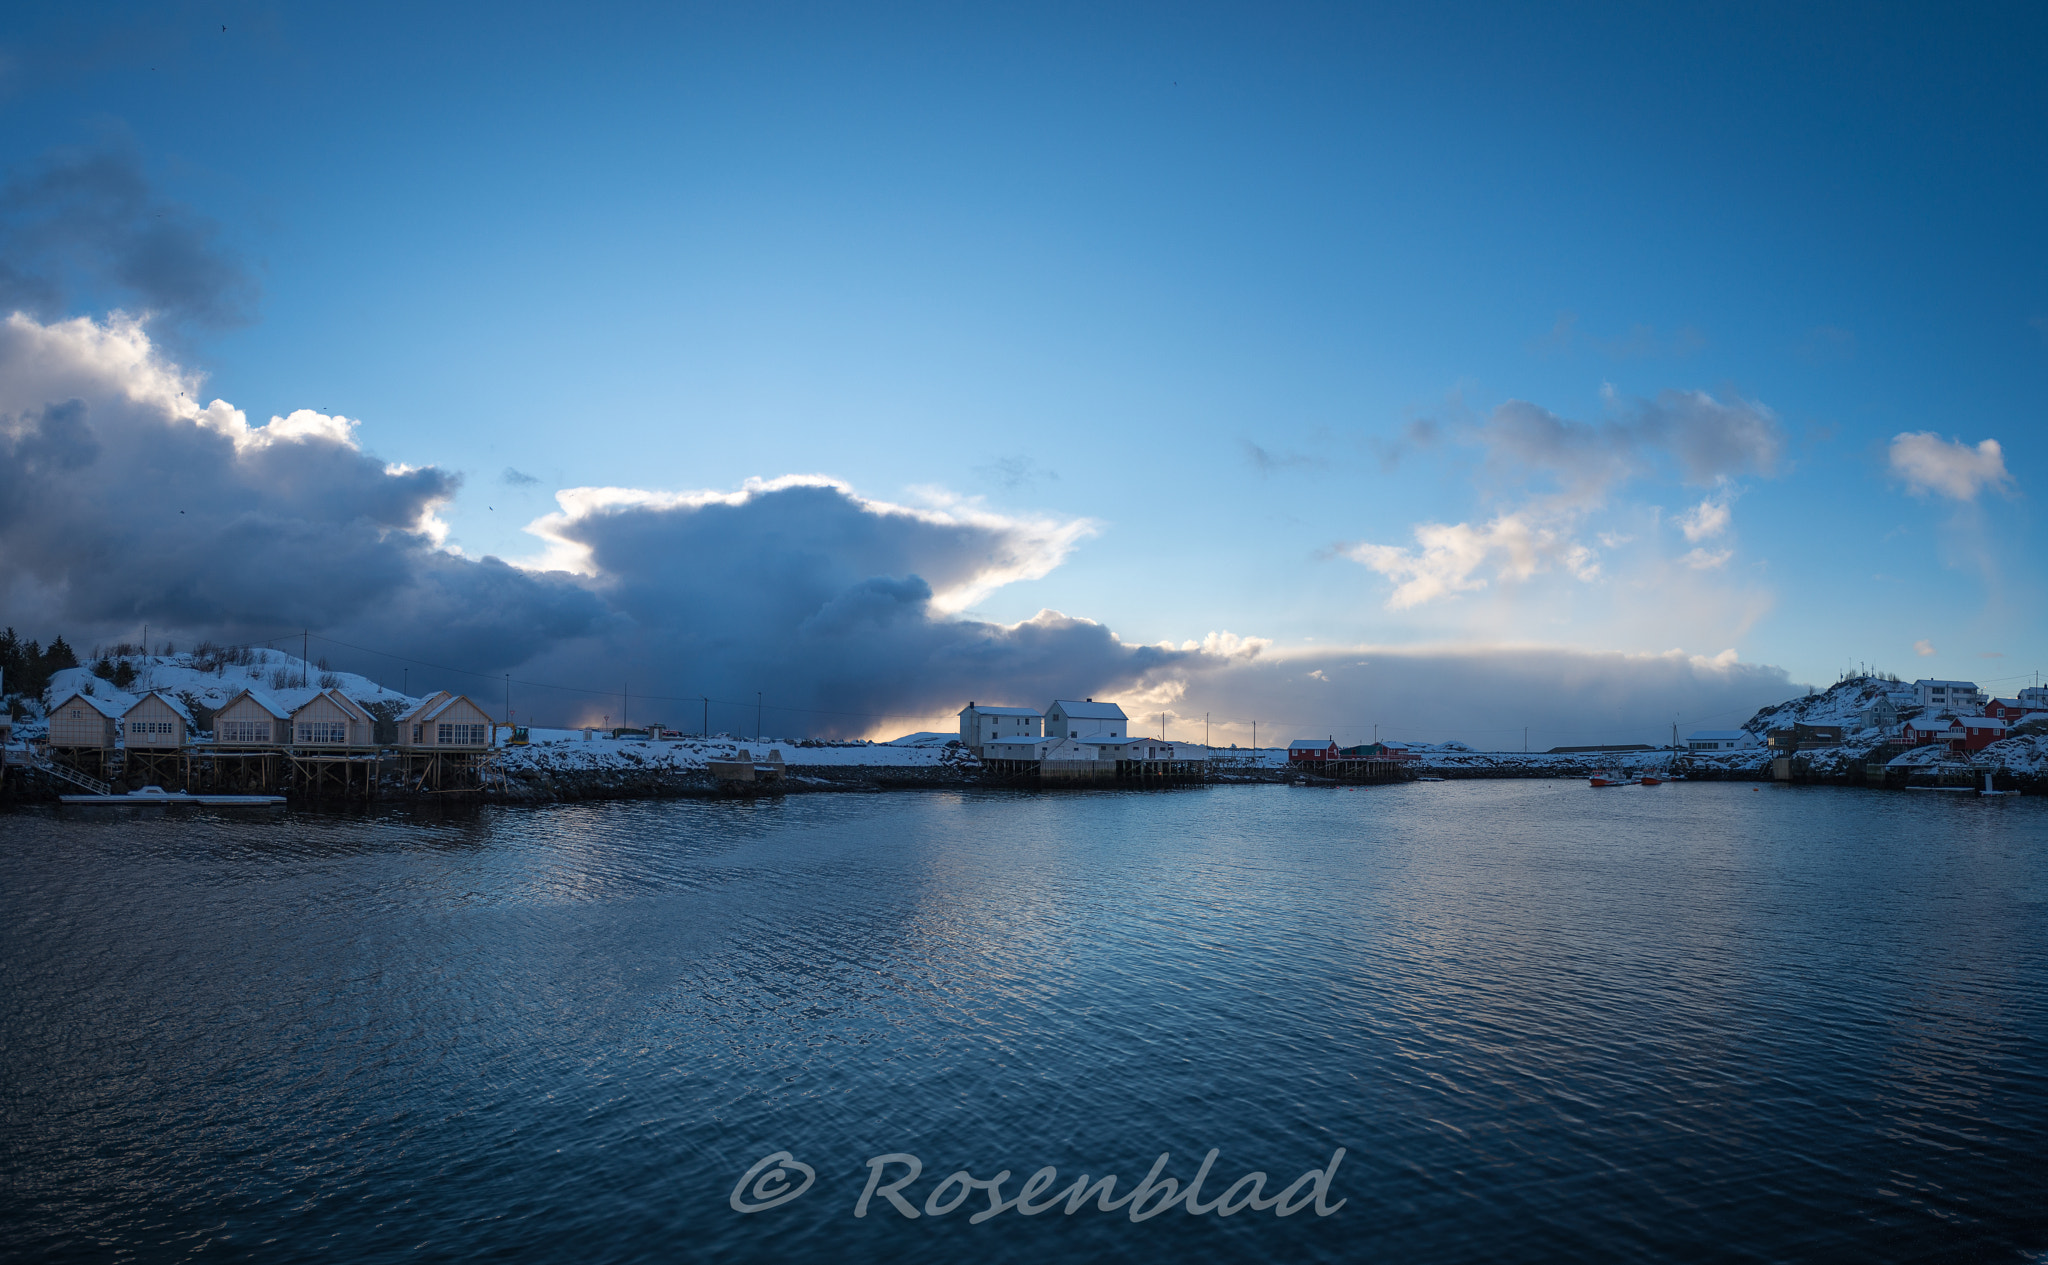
[213,689,291,747]
[48,691,123,749]
[122,691,194,749]
[289,689,375,747]
[394,692,497,750]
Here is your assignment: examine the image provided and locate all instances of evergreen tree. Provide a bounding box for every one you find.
[44,636,78,671]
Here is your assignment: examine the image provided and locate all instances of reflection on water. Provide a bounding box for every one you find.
[3,783,2045,1263]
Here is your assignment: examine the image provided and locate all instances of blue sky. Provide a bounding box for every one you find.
[2,2,2043,739]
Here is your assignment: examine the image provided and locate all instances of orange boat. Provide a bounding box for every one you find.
[1639,775,1663,786]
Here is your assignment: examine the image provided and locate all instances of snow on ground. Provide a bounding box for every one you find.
[14,648,422,740]
[1744,675,1915,735]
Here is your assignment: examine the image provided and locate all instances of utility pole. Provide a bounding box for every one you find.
[703,696,708,737]
[403,668,408,696]
[757,692,763,740]
[1206,713,1210,747]
[1252,720,1256,754]
[623,683,629,730]
[505,674,510,728]
[303,629,309,687]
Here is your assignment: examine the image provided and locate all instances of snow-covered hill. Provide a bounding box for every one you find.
[18,648,423,738]
[1741,675,1915,737]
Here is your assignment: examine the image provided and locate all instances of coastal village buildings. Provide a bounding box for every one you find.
[1044,700,1128,739]
[957,703,1044,753]
[1912,679,1985,714]
[1288,739,1339,763]
[1687,729,1757,752]
[394,692,495,749]
[290,689,375,747]
[121,692,194,748]
[214,690,291,746]
[47,691,121,750]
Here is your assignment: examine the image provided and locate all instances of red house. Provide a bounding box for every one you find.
[1288,739,1340,763]
[1984,698,2045,723]
[1958,716,2008,751]
[1901,716,1961,748]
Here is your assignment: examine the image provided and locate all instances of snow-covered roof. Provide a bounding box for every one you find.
[1912,679,1978,690]
[126,691,196,724]
[396,691,453,723]
[52,690,126,719]
[1687,729,1751,741]
[280,687,373,721]
[1958,716,2007,729]
[1289,738,1336,749]
[223,688,293,719]
[1050,699,1127,720]
[960,704,1041,716]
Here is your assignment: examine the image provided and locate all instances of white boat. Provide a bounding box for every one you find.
[59,785,286,806]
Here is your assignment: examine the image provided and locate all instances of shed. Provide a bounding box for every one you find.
[48,691,123,749]
[122,691,196,749]
[288,688,375,747]
[1288,738,1339,762]
[1686,729,1755,752]
[1045,699,1128,740]
[394,693,497,749]
[214,689,292,747]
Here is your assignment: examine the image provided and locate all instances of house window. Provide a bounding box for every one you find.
[297,721,347,744]
[437,722,485,745]
[412,724,423,742]
[220,720,271,743]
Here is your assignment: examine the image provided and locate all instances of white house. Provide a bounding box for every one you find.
[1912,679,1984,714]
[47,691,123,749]
[1045,699,1127,740]
[1687,729,1757,752]
[394,692,496,750]
[122,691,195,749]
[286,688,375,747]
[213,689,292,747]
[957,703,1043,750]
[2020,685,2048,709]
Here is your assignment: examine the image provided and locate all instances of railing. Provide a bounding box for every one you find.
[27,752,114,796]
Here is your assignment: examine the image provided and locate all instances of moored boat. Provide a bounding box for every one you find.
[1588,770,1630,787]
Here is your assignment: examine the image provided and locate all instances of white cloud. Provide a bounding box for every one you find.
[1914,639,1937,657]
[1342,512,1593,609]
[1888,432,2014,500]
[1681,547,1732,570]
[1676,497,1731,541]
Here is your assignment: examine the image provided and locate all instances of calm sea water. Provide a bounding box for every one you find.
[3,782,2045,1263]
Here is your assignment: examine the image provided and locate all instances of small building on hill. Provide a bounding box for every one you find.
[214,689,292,747]
[122,692,195,748]
[395,693,496,749]
[289,689,375,747]
[1912,679,1983,714]
[958,703,1043,751]
[47,691,122,749]
[1045,699,1127,739]
[1984,698,2045,723]
[1901,715,1961,748]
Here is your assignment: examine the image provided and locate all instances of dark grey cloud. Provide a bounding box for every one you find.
[516,480,1184,730]
[0,315,602,673]
[0,315,1195,732]
[1,138,257,328]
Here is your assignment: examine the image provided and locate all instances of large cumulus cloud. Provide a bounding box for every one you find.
[0,313,605,669]
[0,313,1201,733]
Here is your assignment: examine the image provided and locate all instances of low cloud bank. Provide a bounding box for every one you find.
[1145,645,1800,751]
